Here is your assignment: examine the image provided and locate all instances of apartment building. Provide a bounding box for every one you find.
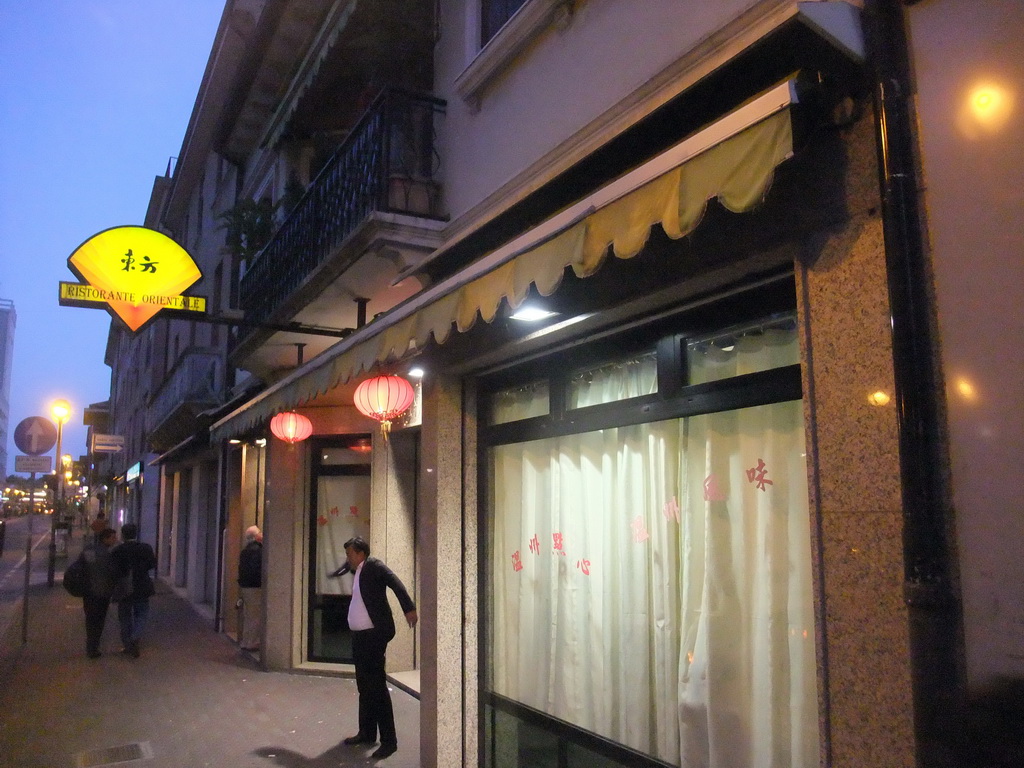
[106,1,1022,766]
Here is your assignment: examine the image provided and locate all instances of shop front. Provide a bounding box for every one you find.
[210,34,918,768]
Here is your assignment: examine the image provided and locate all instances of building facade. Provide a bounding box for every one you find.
[108,1,1023,766]
[0,298,15,479]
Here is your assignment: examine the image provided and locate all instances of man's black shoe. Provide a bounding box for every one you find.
[343,734,376,746]
[371,743,397,759]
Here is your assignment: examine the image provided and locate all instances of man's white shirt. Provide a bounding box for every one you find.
[347,561,375,631]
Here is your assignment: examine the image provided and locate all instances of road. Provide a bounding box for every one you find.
[0,514,61,635]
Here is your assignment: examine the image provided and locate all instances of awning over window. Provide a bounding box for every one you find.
[210,83,795,440]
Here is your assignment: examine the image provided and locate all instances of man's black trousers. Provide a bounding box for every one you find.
[83,595,110,655]
[352,628,397,747]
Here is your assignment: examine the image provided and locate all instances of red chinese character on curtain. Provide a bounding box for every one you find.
[528,534,540,554]
[512,551,523,572]
[552,532,566,555]
[746,458,773,491]
[631,516,650,543]
[703,474,727,501]
[576,558,591,575]
[329,506,340,516]
[663,496,680,522]
[348,505,359,516]
[317,515,328,527]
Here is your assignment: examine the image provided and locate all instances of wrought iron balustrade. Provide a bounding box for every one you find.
[239,89,446,328]
[147,349,223,441]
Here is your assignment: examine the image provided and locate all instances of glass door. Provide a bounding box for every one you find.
[308,435,373,662]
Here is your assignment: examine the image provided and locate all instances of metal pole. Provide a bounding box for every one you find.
[22,472,36,644]
[46,420,63,587]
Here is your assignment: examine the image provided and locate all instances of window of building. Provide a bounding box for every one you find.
[480,298,818,767]
[482,0,529,46]
[489,379,550,425]
[211,263,223,347]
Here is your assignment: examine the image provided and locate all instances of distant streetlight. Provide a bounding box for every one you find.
[46,399,71,587]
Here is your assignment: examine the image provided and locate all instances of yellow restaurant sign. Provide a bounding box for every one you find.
[61,226,205,332]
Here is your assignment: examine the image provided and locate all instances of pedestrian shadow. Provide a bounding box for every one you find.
[253,743,376,766]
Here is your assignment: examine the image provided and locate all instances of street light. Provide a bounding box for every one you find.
[46,399,71,587]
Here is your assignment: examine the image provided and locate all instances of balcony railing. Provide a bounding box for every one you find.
[239,89,446,328]
[148,349,223,447]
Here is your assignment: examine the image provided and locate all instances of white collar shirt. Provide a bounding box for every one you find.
[347,561,374,631]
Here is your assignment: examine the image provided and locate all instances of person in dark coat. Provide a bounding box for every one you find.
[237,525,263,651]
[80,527,118,658]
[110,523,157,658]
[338,536,416,760]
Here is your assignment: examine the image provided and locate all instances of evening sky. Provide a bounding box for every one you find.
[0,1,223,475]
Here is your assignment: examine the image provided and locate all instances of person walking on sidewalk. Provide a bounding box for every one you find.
[339,536,417,760]
[89,511,108,538]
[111,523,157,658]
[238,525,263,652]
[80,527,119,659]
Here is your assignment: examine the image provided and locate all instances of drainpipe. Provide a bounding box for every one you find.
[213,439,229,633]
[865,1,963,765]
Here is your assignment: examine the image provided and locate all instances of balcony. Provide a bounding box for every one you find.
[147,349,223,452]
[238,89,446,333]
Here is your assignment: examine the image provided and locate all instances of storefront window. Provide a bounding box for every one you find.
[568,351,658,409]
[482,314,818,768]
[489,380,550,425]
[687,316,799,385]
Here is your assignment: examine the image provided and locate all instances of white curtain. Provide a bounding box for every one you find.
[315,475,371,595]
[488,330,817,767]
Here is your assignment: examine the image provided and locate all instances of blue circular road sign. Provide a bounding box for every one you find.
[13,416,58,456]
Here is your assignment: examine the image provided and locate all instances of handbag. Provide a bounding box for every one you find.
[62,556,88,597]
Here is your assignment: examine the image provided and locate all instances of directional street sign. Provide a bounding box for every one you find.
[13,416,58,456]
[91,433,125,453]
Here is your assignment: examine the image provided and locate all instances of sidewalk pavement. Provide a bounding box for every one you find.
[0,533,420,768]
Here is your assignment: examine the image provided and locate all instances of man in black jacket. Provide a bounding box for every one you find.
[339,536,416,760]
[81,527,118,658]
[111,523,157,658]
[237,525,262,651]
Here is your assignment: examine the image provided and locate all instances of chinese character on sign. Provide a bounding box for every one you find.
[120,248,159,273]
[663,496,680,523]
[746,459,773,491]
[576,558,591,575]
[512,550,523,572]
[631,516,650,543]
[552,532,566,556]
[528,534,540,555]
[703,474,727,501]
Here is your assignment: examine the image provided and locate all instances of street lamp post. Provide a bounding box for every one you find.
[47,399,70,587]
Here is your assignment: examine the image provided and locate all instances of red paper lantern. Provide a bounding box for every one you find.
[353,375,415,438]
[270,411,313,444]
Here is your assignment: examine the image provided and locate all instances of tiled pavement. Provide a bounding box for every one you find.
[0,529,420,768]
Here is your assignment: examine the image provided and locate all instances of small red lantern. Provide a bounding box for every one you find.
[270,411,313,444]
[353,375,415,438]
